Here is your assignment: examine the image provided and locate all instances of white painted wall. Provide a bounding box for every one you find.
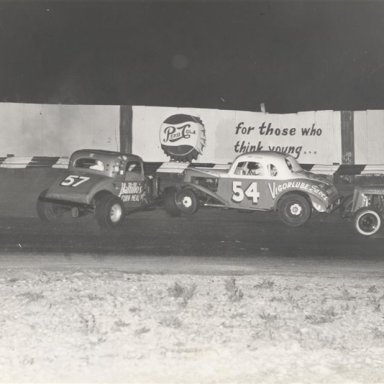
[0,103,120,157]
[2,102,383,165]
[354,110,384,164]
[132,106,342,164]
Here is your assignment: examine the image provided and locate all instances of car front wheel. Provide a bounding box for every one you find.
[163,188,181,217]
[95,194,125,229]
[277,193,311,227]
[353,207,382,236]
[175,189,200,215]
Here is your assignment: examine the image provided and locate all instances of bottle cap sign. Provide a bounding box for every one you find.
[160,114,206,162]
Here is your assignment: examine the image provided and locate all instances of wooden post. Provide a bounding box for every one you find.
[120,105,133,153]
[341,110,354,164]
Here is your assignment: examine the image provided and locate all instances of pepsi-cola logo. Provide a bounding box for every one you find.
[162,123,195,143]
[160,114,206,162]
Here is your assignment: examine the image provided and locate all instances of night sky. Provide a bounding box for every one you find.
[1,0,384,113]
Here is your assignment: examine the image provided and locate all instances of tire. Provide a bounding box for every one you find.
[277,193,311,227]
[163,188,181,217]
[36,190,65,223]
[353,207,382,236]
[340,194,353,219]
[175,189,199,215]
[95,194,125,229]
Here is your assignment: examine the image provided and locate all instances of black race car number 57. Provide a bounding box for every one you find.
[232,181,260,204]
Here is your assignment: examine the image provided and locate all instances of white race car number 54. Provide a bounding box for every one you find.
[232,181,260,204]
[60,175,90,187]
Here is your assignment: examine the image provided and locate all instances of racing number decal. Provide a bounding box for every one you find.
[60,175,90,187]
[232,181,260,204]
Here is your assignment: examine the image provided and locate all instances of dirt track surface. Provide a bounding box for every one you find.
[1,209,384,383]
[0,208,383,259]
[1,267,384,384]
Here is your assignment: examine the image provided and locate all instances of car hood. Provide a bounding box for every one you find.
[185,168,227,179]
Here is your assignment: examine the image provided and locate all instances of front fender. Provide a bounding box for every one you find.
[307,194,328,212]
[180,182,228,206]
[274,191,329,213]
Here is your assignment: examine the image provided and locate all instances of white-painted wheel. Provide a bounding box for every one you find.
[95,195,125,229]
[109,203,123,223]
[353,208,382,236]
[289,203,303,216]
[277,194,311,227]
[176,189,199,215]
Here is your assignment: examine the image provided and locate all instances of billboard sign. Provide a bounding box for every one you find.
[133,106,342,164]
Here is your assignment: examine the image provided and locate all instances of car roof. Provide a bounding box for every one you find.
[70,149,142,162]
[234,151,291,162]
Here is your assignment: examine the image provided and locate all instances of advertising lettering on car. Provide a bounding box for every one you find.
[119,182,143,202]
[268,181,327,200]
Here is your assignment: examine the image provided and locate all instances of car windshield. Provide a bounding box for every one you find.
[285,156,303,173]
[126,161,141,174]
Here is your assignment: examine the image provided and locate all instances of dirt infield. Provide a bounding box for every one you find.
[1,267,384,383]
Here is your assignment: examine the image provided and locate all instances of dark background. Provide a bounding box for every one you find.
[0,0,383,113]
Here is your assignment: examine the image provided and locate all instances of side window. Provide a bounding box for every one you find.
[234,161,247,175]
[74,158,104,171]
[246,162,263,176]
[268,163,278,177]
[125,161,141,175]
[285,158,293,171]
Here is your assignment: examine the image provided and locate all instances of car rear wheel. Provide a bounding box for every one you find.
[175,189,200,215]
[95,194,125,229]
[353,207,382,236]
[36,190,65,223]
[163,188,181,217]
[277,193,311,227]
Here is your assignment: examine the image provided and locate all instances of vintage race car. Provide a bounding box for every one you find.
[37,149,157,229]
[161,151,341,227]
[349,185,384,236]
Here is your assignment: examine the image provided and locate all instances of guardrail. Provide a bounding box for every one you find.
[0,156,69,169]
[3,156,384,176]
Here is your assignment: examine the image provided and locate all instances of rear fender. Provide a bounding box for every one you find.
[45,174,116,206]
[93,190,116,204]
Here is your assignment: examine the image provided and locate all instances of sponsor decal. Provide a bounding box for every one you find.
[119,182,143,202]
[160,114,206,162]
[268,181,327,200]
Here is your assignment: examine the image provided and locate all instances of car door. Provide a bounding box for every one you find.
[217,160,275,210]
[119,160,147,207]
